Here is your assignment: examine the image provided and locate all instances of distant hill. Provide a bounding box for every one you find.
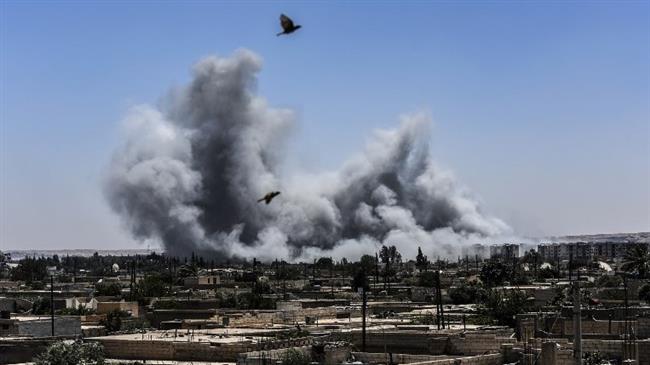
[549,232,649,243]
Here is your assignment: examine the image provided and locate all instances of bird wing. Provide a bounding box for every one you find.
[257,197,265,203]
[280,14,294,31]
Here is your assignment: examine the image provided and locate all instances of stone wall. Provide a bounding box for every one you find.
[408,353,502,365]
[448,333,517,355]
[17,316,81,337]
[0,337,58,364]
[561,318,636,336]
[351,352,451,364]
[638,317,650,339]
[350,331,514,356]
[218,306,351,327]
[90,336,313,362]
[638,339,650,365]
[538,342,574,365]
[237,345,312,365]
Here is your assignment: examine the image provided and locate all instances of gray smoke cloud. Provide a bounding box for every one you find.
[105,49,512,262]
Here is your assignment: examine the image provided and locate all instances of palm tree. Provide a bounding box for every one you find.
[621,244,650,278]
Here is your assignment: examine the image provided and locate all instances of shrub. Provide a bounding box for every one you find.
[35,341,105,365]
[595,275,622,288]
[583,351,608,365]
[418,271,437,287]
[281,348,311,365]
[449,283,487,304]
[94,282,122,297]
[99,309,130,332]
[32,297,52,315]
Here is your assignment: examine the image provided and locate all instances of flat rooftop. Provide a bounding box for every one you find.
[88,327,294,344]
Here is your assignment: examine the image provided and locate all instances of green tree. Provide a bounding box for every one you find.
[95,282,122,296]
[359,255,376,273]
[621,244,650,278]
[415,246,429,272]
[100,309,129,332]
[479,261,510,287]
[379,245,401,289]
[639,284,650,303]
[177,263,199,278]
[449,283,487,304]
[35,341,105,365]
[32,297,52,315]
[352,268,369,292]
[418,271,436,287]
[135,274,167,298]
[316,257,333,267]
[480,289,532,327]
[10,256,48,283]
[595,275,623,288]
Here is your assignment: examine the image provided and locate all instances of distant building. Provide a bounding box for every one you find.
[490,243,521,259]
[537,241,649,262]
[183,274,221,289]
[65,297,98,311]
[462,244,488,259]
[96,301,139,317]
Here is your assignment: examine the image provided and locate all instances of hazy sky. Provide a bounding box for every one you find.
[1,1,649,250]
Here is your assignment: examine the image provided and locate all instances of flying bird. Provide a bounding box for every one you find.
[258,191,281,204]
[277,14,301,36]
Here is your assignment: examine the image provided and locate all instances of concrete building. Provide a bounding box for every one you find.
[462,244,489,259]
[538,241,650,262]
[183,274,221,288]
[95,300,139,317]
[0,315,81,337]
[490,244,521,260]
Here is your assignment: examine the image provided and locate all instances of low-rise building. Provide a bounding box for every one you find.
[0,315,81,337]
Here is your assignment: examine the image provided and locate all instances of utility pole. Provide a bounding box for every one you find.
[435,270,444,329]
[330,259,334,297]
[130,261,136,301]
[573,274,582,365]
[50,276,55,336]
[362,285,367,352]
[375,253,379,290]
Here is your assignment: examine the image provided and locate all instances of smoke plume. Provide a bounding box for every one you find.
[105,50,511,261]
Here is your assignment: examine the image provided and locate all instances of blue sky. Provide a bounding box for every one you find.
[1,1,649,250]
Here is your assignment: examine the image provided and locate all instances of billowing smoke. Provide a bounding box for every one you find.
[105,49,512,261]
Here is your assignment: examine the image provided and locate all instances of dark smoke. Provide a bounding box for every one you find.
[105,50,511,261]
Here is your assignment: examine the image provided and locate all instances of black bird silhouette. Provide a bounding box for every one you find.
[277,14,301,36]
[258,191,281,204]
